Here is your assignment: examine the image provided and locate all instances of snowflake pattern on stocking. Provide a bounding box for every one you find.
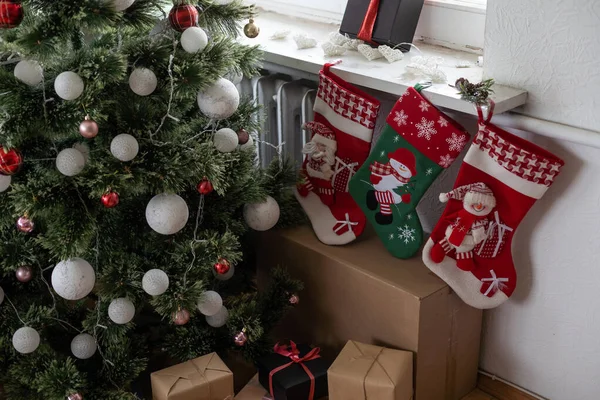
[397,224,416,244]
[416,118,437,140]
[439,154,454,168]
[446,132,468,152]
[438,116,448,127]
[418,100,430,112]
[393,136,400,143]
[393,110,408,126]
[398,90,411,103]
[426,167,433,176]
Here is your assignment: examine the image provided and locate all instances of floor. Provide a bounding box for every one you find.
[462,389,498,400]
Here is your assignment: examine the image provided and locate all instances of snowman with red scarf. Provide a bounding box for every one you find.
[366,148,416,225]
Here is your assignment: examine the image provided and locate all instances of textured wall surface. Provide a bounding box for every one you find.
[479,1,600,399]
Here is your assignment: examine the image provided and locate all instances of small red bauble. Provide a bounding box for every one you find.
[289,294,300,305]
[173,309,190,326]
[0,1,24,29]
[79,115,99,139]
[237,129,250,145]
[168,4,199,32]
[234,330,248,346]
[101,191,120,208]
[0,147,22,175]
[16,216,34,233]
[213,258,231,275]
[197,178,213,195]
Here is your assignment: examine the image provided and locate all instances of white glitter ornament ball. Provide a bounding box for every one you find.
[56,148,86,177]
[142,269,169,296]
[213,264,234,281]
[111,0,136,12]
[54,71,85,101]
[214,128,239,153]
[0,286,4,305]
[146,193,189,235]
[244,196,280,231]
[72,142,90,163]
[108,298,135,324]
[12,327,40,354]
[206,306,229,328]
[52,258,96,300]
[181,27,208,54]
[0,175,11,192]
[239,135,254,151]
[129,68,158,96]
[110,134,139,162]
[226,71,244,86]
[14,60,43,86]
[71,333,97,359]
[197,291,223,316]
[213,0,235,4]
[197,78,240,120]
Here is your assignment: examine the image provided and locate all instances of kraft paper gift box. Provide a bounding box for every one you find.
[328,341,413,400]
[151,352,234,400]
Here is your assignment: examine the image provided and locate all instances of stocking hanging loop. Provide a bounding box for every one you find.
[476,100,496,124]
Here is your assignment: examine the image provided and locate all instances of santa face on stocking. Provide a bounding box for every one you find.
[366,148,417,225]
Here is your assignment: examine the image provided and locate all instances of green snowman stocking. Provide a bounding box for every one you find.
[349,87,471,259]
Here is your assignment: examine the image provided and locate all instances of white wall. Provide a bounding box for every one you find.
[476,1,600,399]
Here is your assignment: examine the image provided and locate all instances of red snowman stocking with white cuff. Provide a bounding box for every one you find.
[423,103,565,309]
[295,62,381,245]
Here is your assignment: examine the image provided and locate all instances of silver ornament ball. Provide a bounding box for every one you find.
[71,333,97,360]
[56,148,86,176]
[197,78,240,120]
[111,0,136,12]
[142,269,170,296]
[12,327,40,354]
[54,71,85,101]
[129,68,158,96]
[14,60,43,86]
[0,174,11,192]
[181,27,209,54]
[51,258,96,301]
[197,291,223,316]
[206,306,229,328]
[110,134,139,162]
[108,298,135,325]
[214,128,239,153]
[145,193,189,235]
[244,195,280,231]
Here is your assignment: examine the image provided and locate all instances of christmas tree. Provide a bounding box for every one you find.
[0,1,303,399]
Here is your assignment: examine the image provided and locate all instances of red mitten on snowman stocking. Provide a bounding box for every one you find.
[423,103,565,309]
[295,62,380,245]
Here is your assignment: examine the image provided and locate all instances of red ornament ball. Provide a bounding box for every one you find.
[0,147,22,175]
[0,1,24,29]
[289,294,300,305]
[168,4,199,32]
[234,330,248,346]
[173,309,190,326]
[197,178,213,195]
[101,191,120,208]
[79,115,99,139]
[16,216,34,233]
[237,129,250,145]
[67,393,83,400]
[213,258,231,275]
[15,265,33,283]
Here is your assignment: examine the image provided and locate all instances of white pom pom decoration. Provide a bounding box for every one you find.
[71,333,97,359]
[214,128,239,153]
[14,60,43,86]
[56,148,86,177]
[145,193,189,235]
[226,71,244,85]
[0,175,11,192]
[239,135,254,152]
[110,134,139,162]
[52,258,96,300]
[197,291,223,316]
[213,264,234,281]
[244,196,280,231]
[129,68,158,96]
[12,327,40,354]
[181,27,209,54]
[206,306,229,328]
[111,0,136,12]
[197,78,240,120]
[0,286,4,305]
[108,298,135,324]
[142,269,170,296]
[54,71,85,101]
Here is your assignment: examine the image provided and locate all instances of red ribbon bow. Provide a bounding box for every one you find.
[357,0,381,44]
[269,341,321,400]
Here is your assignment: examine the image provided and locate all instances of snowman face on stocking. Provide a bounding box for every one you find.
[389,159,413,180]
[463,190,496,217]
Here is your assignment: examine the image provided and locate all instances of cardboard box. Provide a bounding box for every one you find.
[257,226,482,400]
[328,341,413,400]
[151,353,234,400]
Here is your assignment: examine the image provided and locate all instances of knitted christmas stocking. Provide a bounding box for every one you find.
[348,87,470,258]
[423,103,565,309]
[295,62,381,245]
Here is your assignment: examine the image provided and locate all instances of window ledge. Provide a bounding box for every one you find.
[240,11,527,116]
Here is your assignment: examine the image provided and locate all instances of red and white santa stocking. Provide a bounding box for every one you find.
[295,62,381,245]
[423,103,565,309]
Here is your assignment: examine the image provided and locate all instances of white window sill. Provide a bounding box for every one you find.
[240,11,527,116]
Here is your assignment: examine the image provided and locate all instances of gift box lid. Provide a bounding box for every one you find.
[151,352,234,400]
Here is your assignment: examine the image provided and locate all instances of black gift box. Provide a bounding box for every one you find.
[257,344,330,400]
[340,0,426,52]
